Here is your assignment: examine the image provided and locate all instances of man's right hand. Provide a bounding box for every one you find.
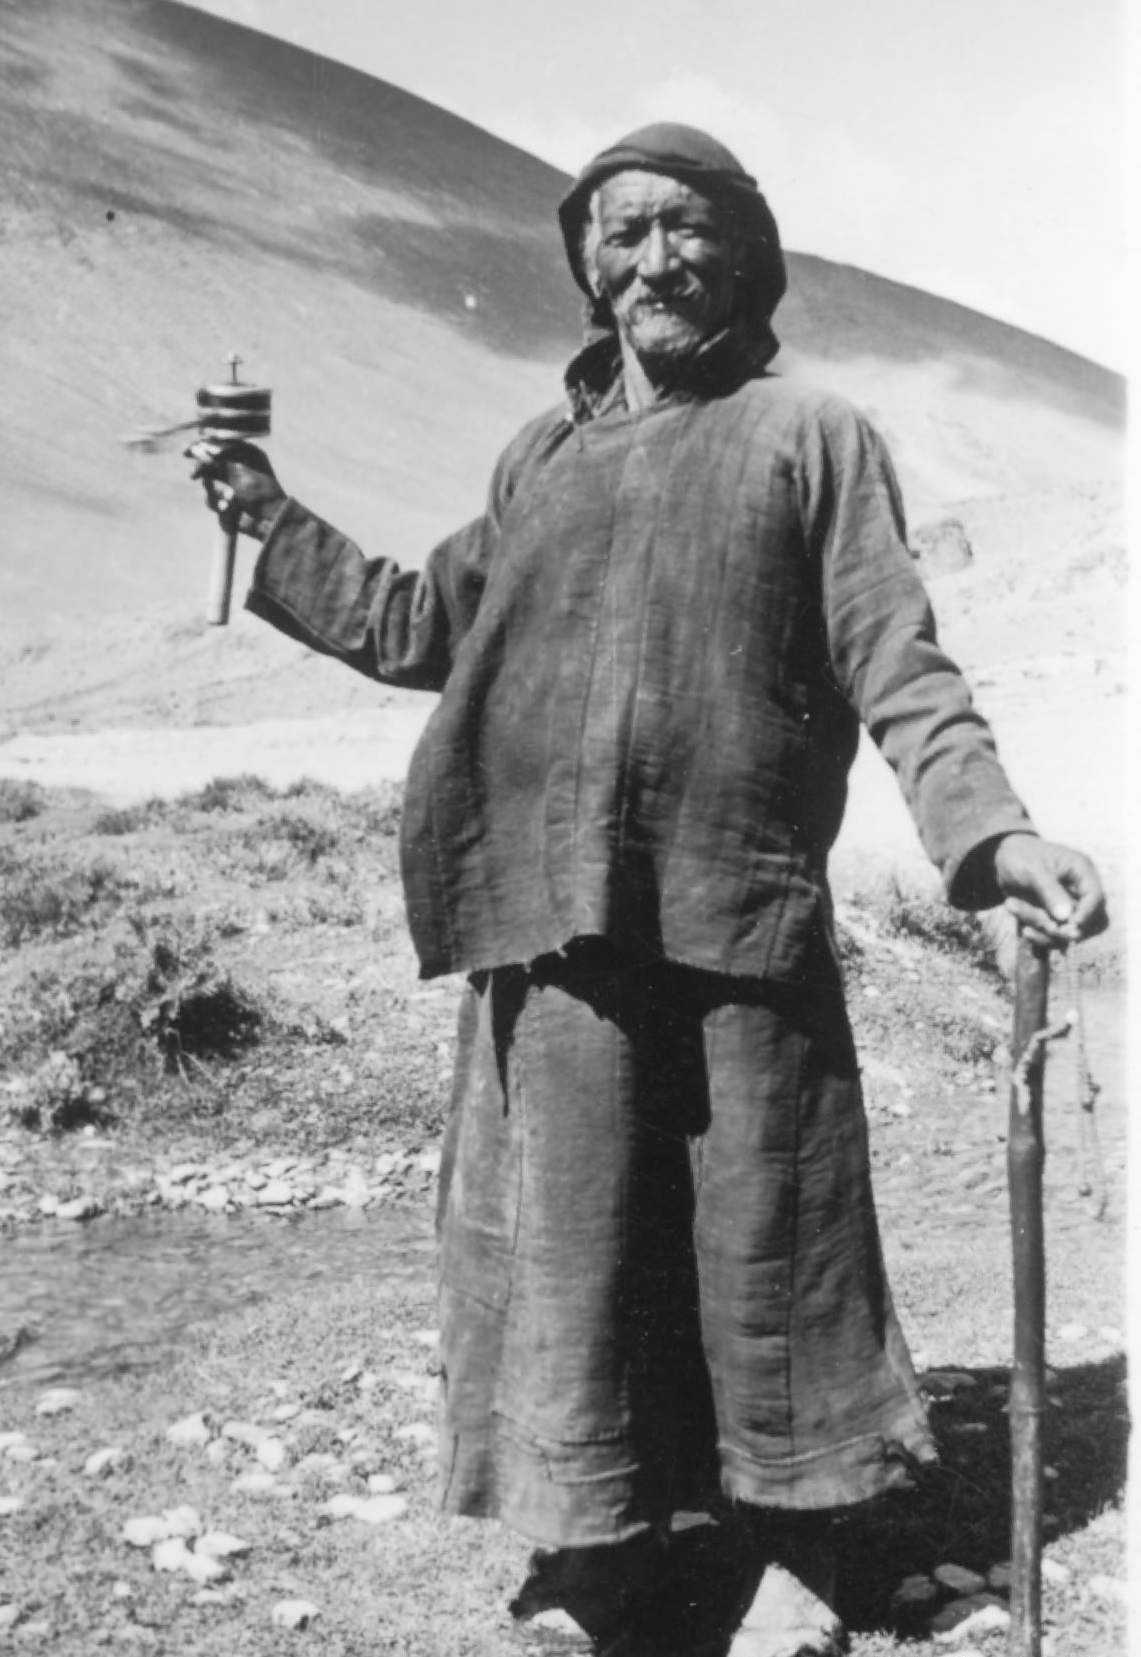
[187,440,286,541]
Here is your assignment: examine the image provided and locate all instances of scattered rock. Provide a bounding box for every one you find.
[340,1168,371,1208]
[197,1531,252,1560]
[256,1437,289,1473]
[529,1608,586,1635]
[256,1181,295,1207]
[272,1403,302,1423]
[35,1386,82,1417]
[930,1595,1010,1642]
[166,1411,212,1448]
[111,1582,133,1600]
[196,1187,230,1213]
[934,1563,988,1597]
[0,1496,26,1519]
[320,1493,408,1525]
[184,1548,230,1586]
[84,1446,130,1478]
[272,1599,320,1631]
[1041,1558,1071,1587]
[891,1574,939,1614]
[0,1432,29,1454]
[124,1516,170,1549]
[56,1195,103,1222]
[153,1536,194,1574]
[367,1472,399,1495]
[412,1329,439,1349]
[0,1605,19,1632]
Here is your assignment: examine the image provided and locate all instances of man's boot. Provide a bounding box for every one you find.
[725,1510,845,1657]
[510,1531,669,1654]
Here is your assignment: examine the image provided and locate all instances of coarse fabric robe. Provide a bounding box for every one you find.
[245,328,1035,1538]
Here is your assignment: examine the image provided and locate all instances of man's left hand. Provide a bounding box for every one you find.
[992,832,1108,948]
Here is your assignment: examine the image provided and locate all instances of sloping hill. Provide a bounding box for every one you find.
[0,0,1124,735]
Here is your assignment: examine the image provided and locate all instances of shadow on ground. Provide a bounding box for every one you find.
[568,1355,1130,1655]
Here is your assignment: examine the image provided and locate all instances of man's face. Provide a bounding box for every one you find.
[586,171,737,372]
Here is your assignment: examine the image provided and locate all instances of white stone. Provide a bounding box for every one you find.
[934,1563,988,1597]
[1056,1321,1087,1343]
[35,1387,82,1417]
[320,1493,408,1525]
[412,1329,439,1348]
[111,1583,133,1600]
[367,1473,399,1495]
[161,1505,203,1538]
[38,1195,59,1217]
[256,1437,288,1472]
[222,1419,270,1449]
[308,1190,342,1210]
[196,1187,230,1213]
[271,1599,320,1631]
[204,1440,230,1468]
[931,1596,1010,1641]
[530,1608,586,1634]
[168,1164,205,1185]
[271,1403,301,1423]
[0,1433,29,1454]
[1089,1574,1128,1604]
[84,1446,130,1477]
[255,1181,294,1206]
[197,1531,252,1560]
[56,1196,102,1221]
[1097,1324,1124,1346]
[340,1363,363,1384]
[0,1605,19,1632]
[340,1167,371,1206]
[1041,1558,1071,1586]
[153,1536,194,1573]
[0,1497,26,1519]
[123,1515,169,1548]
[416,1149,441,1174]
[183,1548,230,1586]
[166,1411,212,1448]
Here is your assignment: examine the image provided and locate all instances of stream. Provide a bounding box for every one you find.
[0,1204,433,1394]
[0,990,1124,1399]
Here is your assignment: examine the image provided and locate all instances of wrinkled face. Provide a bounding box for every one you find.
[584,170,738,372]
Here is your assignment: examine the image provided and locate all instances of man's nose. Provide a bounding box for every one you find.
[637,222,677,279]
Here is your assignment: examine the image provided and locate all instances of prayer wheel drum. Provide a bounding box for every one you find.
[198,372,272,624]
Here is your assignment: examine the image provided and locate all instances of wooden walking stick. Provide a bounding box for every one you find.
[1007,938,1069,1657]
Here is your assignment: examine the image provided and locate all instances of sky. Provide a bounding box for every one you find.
[184,0,1129,368]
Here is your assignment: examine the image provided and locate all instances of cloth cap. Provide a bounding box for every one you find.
[557,122,787,339]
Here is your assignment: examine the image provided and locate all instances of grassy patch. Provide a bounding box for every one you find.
[0,778,46,823]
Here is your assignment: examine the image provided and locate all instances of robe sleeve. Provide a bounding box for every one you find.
[798,397,1037,909]
[243,414,555,692]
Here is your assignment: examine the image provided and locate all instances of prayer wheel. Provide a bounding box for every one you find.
[198,356,272,625]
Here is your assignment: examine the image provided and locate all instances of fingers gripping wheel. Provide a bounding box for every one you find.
[198,355,273,625]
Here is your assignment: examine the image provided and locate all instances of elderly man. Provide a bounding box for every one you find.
[192,125,1105,1657]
